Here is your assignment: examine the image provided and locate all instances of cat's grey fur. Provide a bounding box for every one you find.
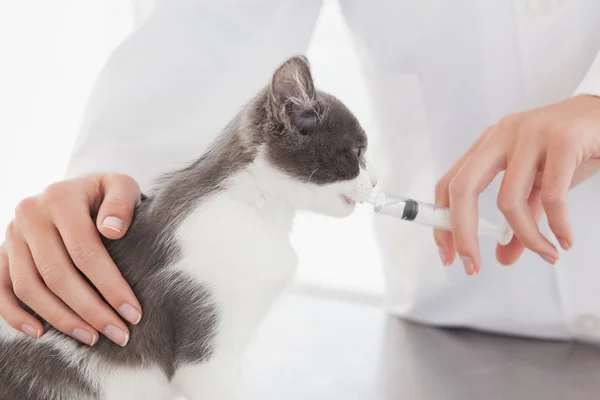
[0,55,368,399]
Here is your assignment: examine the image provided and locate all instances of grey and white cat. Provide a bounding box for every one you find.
[0,56,375,400]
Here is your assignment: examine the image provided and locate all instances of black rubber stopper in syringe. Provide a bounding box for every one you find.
[401,199,418,221]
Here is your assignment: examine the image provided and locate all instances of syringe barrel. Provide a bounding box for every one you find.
[372,192,452,231]
[408,200,453,231]
[371,192,513,245]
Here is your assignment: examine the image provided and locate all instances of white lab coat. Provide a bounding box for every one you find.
[66,0,600,341]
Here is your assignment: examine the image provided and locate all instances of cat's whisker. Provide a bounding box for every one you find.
[307,168,319,184]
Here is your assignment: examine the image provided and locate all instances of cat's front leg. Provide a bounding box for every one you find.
[171,359,242,400]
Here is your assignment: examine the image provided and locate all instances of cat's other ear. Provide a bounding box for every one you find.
[270,55,318,131]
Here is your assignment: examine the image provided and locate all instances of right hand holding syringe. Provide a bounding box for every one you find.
[367,191,514,246]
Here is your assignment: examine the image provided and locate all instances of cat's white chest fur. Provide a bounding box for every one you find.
[174,159,299,359]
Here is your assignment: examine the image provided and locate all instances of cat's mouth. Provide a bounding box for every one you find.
[341,194,357,206]
[342,187,372,206]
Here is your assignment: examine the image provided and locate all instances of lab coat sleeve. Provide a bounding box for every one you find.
[573,51,600,97]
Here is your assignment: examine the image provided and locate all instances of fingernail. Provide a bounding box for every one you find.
[72,328,97,346]
[103,324,129,347]
[461,256,476,276]
[21,324,40,339]
[558,239,571,250]
[102,216,124,233]
[119,303,142,325]
[438,247,450,267]
[540,253,557,265]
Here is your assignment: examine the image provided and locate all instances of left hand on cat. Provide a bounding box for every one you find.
[0,173,142,346]
[433,95,600,275]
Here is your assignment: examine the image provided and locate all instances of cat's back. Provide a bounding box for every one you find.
[0,197,219,399]
[0,321,98,399]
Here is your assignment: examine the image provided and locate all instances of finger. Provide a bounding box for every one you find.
[0,241,43,338]
[96,174,141,240]
[433,180,456,266]
[497,138,559,263]
[541,137,577,250]
[434,126,495,266]
[6,224,99,346]
[19,214,132,347]
[496,186,544,265]
[52,202,142,328]
[448,136,506,275]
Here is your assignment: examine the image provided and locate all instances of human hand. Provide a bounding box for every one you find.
[434,95,600,275]
[0,173,142,346]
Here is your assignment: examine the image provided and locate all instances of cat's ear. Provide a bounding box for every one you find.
[270,56,318,132]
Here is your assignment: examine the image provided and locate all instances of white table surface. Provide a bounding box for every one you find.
[243,292,600,400]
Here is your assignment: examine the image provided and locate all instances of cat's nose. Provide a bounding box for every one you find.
[371,179,378,188]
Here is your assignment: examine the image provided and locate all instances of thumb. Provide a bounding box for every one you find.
[96,174,141,240]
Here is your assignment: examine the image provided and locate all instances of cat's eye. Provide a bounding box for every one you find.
[353,147,364,158]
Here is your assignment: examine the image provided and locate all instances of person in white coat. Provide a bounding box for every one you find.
[1,0,600,347]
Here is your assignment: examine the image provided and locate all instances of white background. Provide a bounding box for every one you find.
[0,0,385,300]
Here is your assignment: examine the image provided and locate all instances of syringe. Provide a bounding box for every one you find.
[367,191,514,246]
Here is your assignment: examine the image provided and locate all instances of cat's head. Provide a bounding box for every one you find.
[261,56,376,217]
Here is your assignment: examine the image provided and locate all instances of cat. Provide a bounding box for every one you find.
[0,55,375,400]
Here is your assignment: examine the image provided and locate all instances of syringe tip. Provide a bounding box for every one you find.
[366,193,378,205]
